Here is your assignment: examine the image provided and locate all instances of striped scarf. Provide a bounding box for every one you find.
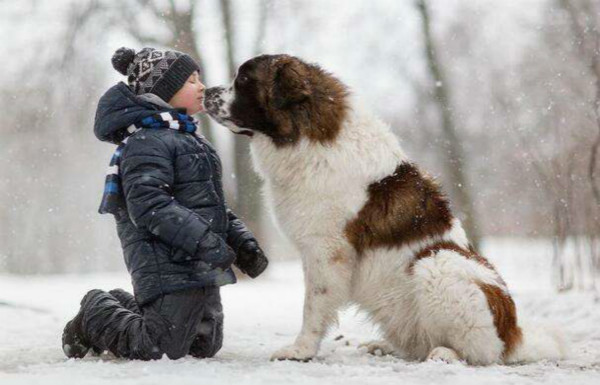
[98,111,198,217]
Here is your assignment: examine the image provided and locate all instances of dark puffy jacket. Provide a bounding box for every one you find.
[94,82,255,305]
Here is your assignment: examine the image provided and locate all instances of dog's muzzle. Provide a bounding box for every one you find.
[204,87,228,118]
[204,86,254,137]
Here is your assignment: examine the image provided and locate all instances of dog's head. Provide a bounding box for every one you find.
[204,54,349,147]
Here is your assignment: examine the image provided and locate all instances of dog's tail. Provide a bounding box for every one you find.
[504,322,568,363]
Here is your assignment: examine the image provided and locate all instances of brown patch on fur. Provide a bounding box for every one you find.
[477,282,523,358]
[329,250,348,265]
[268,55,349,145]
[408,240,498,275]
[344,163,453,256]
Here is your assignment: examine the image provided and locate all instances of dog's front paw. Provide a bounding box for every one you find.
[426,346,461,363]
[270,344,316,362]
[358,340,395,356]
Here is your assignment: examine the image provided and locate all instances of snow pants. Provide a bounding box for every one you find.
[80,286,223,360]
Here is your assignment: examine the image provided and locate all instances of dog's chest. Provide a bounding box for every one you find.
[250,137,368,240]
[266,173,366,242]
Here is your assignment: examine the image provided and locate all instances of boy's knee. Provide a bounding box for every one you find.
[139,342,186,360]
[189,337,222,358]
[204,326,224,358]
[158,328,201,360]
[164,346,188,360]
[189,317,224,358]
[141,346,165,361]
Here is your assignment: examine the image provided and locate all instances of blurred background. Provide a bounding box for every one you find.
[0,0,598,292]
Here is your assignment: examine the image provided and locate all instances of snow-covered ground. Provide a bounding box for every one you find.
[1,239,599,385]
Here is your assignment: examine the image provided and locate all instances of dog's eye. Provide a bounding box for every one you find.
[237,75,249,84]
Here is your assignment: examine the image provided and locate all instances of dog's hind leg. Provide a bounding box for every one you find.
[271,241,354,362]
[411,250,507,365]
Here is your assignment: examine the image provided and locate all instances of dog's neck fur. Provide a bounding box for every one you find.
[249,99,408,190]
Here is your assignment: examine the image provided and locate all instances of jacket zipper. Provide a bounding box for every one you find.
[194,136,227,227]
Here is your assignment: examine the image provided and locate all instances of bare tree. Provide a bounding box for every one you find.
[558,0,600,207]
[503,1,600,291]
[218,0,268,240]
[416,0,481,250]
[0,0,120,274]
[117,0,216,143]
[50,0,219,142]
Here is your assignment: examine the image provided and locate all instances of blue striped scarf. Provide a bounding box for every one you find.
[98,111,198,217]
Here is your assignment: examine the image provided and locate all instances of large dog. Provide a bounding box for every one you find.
[204,54,566,365]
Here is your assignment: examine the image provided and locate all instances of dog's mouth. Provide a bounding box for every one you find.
[218,117,254,137]
[229,125,254,137]
[203,91,253,137]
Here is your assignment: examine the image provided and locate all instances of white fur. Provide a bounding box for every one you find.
[427,347,462,363]
[210,85,566,364]
[505,323,569,364]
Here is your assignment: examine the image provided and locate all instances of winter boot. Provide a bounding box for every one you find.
[108,288,140,314]
[61,289,104,358]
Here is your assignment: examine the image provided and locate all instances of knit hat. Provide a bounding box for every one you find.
[111,47,200,103]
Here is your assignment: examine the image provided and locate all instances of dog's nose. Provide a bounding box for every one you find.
[205,87,221,99]
[205,87,215,98]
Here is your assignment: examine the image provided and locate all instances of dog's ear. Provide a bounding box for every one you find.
[272,57,311,109]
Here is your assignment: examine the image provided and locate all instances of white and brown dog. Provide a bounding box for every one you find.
[204,54,566,365]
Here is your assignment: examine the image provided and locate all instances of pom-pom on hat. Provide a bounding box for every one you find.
[111,47,200,103]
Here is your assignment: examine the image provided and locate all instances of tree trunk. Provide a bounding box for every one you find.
[559,0,600,206]
[416,0,481,250]
[167,1,215,144]
[219,0,265,241]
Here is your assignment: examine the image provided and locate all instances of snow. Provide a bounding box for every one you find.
[1,239,600,385]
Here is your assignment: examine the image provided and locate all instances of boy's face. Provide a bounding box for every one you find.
[169,71,206,114]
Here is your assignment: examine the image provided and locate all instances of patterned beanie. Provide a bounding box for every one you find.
[111,47,200,103]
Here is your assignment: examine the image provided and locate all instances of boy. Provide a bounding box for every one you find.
[62,47,268,360]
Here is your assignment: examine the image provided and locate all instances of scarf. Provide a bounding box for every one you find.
[98,111,198,218]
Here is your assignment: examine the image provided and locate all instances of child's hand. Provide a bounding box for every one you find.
[203,245,236,271]
[234,241,269,278]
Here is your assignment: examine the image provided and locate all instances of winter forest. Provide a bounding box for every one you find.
[1,0,600,384]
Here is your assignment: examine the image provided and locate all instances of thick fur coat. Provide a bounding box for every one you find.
[204,54,567,365]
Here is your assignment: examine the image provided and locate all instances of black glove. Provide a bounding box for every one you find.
[234,240,269,278]
[200,244,236,271]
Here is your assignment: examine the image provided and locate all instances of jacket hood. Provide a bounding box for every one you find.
[94,82,175,144]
